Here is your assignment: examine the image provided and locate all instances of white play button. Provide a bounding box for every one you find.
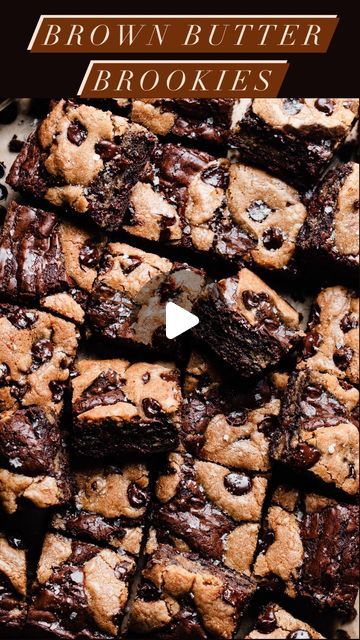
[165,302,199,340]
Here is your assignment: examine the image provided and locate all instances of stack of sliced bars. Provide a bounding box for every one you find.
[0,97,359,640]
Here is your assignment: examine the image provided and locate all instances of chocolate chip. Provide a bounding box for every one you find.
[201,165,229,189]
[79,243,101,269]
[115,561,131,579]
[333,346,353,370]
[256,605,277,633]
[6,308,38,329]
[142,398,162,418]
[302,331,323,359]
[287,632,311,639]
[262,227,285,250]
[224,472,252,495]
[8,135,24,152]
[283,98,304,115]
[242,290,269,309]
[67,120,88,146]
[127,483,147,508]
[315,98,335,115]
[290,443,321,468]
[246,199,272,222]
[142,372,150,384]
[0,363,9,385]
[0,184,8,201]
[222,587,237,606]
[49,380,65,403]
[340,313,358,333]
[10,382,30,401]
[95,140,123,161]
[139,581,162,601]
[32,339,53,366]
[0,163,5,179]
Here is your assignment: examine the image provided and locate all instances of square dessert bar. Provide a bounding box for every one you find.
[151,451,267,576]
[298,162,359,281]
[230,98,359,189]
[253,486,359,618]
[28,533,136,639]
[0,529,28,633]
[86,242,205,357]
[131,98,236,145]
[299,286,359,386]
[245,603,324,639]
[51,462,150,555]
[181,352,281,471]
[125,145,307,273]
[72,358,181,458]
[193,268,302,378]
[273,368,359,495]
[0,303,79,415]
[7,99,156,231]
[123,142,229,251]
[129,543,255,640]
[0,406,70,514]
[0,201,106,324]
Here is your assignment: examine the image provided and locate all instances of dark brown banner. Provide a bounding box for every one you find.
[29,16,338,53]
[78,60,289,97]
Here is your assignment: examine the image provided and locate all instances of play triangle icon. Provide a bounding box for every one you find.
[165,302,199,340]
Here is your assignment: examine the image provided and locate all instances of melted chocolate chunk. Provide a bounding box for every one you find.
[67,120,88,146]
[79,243,102,269]
[201,164,229,189]
[262,227,285,250]
[287,631,311,639]
[283,98,304,115]
[142,397,162,418]
[256,605,277,633]
[32,338,54,366]
[333,346,353,370]
[302,331,323,359]
[242,290,269,309]
[127,483,148,508]
[0,162,5,179]
[315,98,335,116]
[138,581,162,602]
[142,372,150,384]
[290,442,321,468]
[247,199,272,223]
[95,140,124,161]
[5,307,38,329]
[0,362,10,385]
[49,380,65,403]
[85,370,123,397]
[223,472,252,495]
